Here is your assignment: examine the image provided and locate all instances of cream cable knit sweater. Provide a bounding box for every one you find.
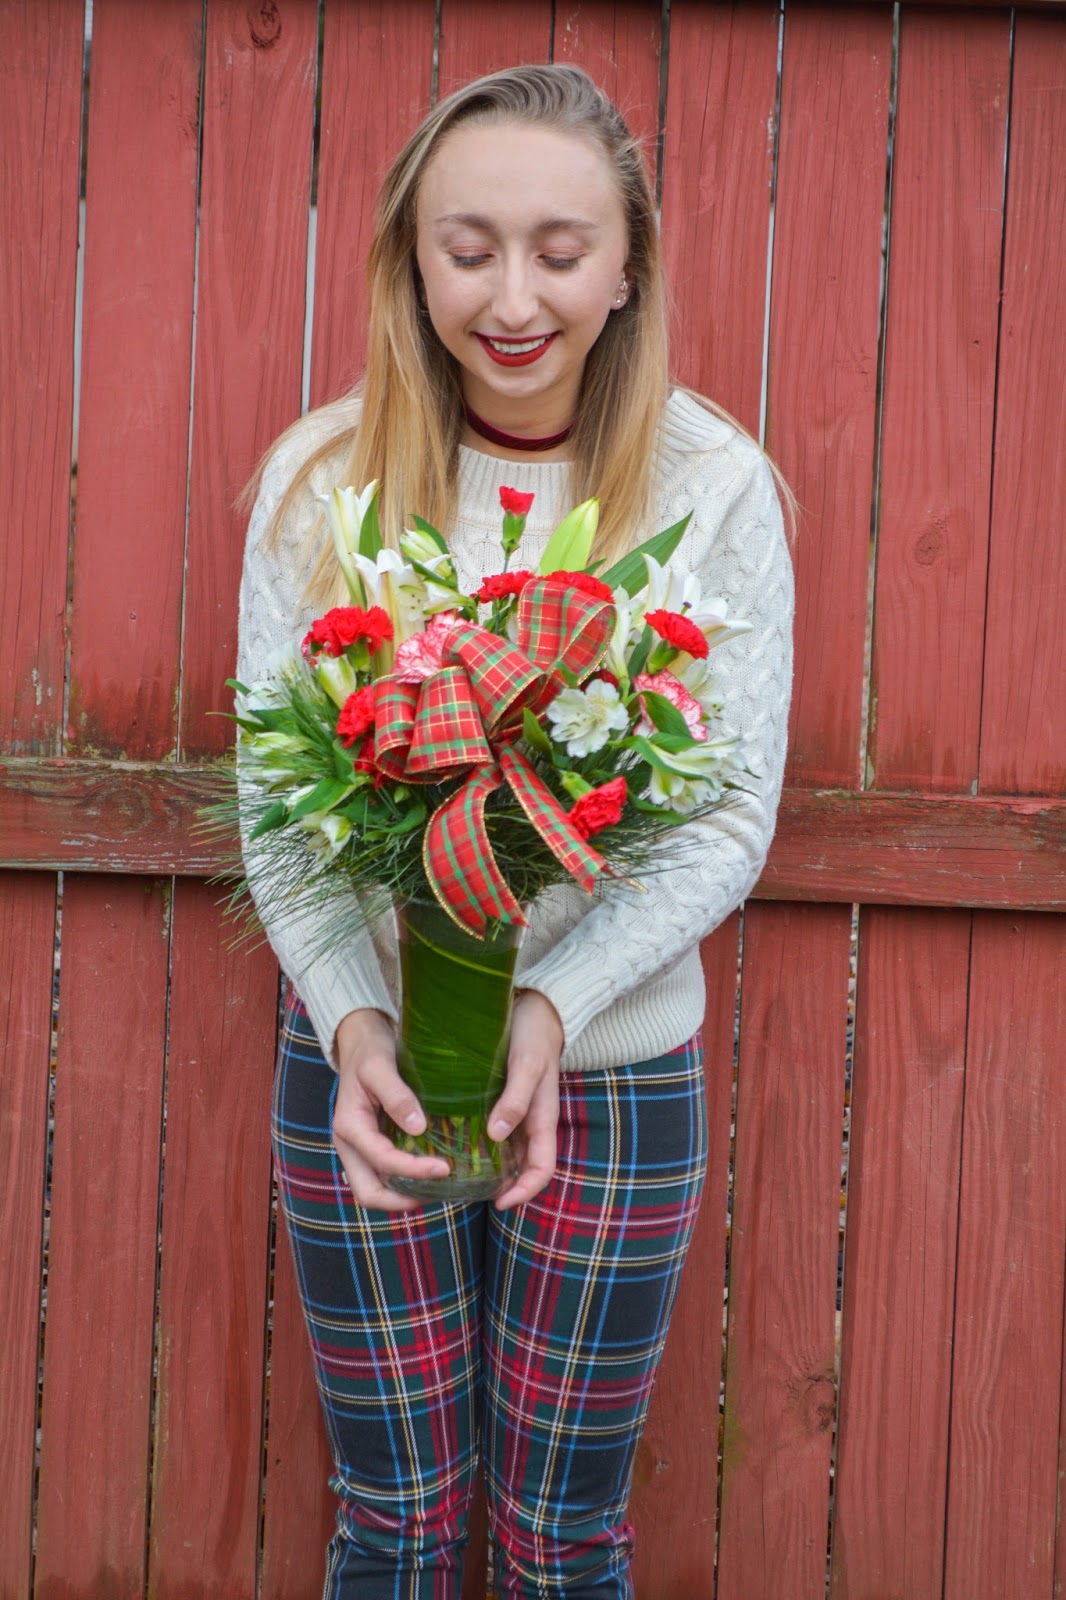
[236,388,794,1072]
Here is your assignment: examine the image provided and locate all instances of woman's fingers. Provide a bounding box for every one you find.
[491,990,563,1210]
[494,1068,559,1209]
[332,1008,449,1208]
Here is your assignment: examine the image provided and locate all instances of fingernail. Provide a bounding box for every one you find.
[489,1119,511,1139]
[404,1111,423,1132]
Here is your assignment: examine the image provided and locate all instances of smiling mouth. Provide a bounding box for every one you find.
[475,333,558,366]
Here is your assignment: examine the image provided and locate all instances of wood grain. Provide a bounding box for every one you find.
[553,0,661,167]
[829,907,968,1600]
[34,875,170,1596]
[943,913,1066,1599]
[870,10,1009,793]
[5,763,1066,910]
[178,0,318,762]
[437,0,554,98]
[771,5,892,788]
[716,902,851,1600]
[660,0,779,426]
[978,13,1066,799]
[0,873,57,1597]
[148,883,278,1598]
[311,0,435,404]
[0,0,82,756]
[65,0,202,760]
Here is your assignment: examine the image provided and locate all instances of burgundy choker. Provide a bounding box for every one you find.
[463,403,573,453]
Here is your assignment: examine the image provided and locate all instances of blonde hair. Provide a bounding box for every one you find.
[256,59,787,601]
[256,64,797,607]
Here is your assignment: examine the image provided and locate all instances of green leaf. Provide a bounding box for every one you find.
[627,792,687,820]
[521,707,553,758]
[626,623,654,680]
[358,487,382,560]
[536,499,599,575]
[409,515,449,554]
[600,512,692,595]
[629,733,692,774]
[640,689,691,739]
[289,778,353,820]
[248,801,289,841]
[226,678,251,697]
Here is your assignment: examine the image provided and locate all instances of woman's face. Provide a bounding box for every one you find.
[415,120,630,439]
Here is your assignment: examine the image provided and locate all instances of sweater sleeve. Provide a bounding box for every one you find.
[514,444,794,1048]
[235,441,398,1068]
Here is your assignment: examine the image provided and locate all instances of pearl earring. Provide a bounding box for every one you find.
[614,277,629,308]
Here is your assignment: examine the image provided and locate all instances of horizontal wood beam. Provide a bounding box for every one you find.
[0,758,1063,911]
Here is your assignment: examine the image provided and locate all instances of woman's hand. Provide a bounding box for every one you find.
[489,990,564,1210]
[332,1008,450,1212]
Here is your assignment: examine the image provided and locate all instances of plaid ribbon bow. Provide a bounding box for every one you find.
[373,578,616,933]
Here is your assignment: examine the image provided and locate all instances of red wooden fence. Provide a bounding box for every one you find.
[2,3,1065,1597]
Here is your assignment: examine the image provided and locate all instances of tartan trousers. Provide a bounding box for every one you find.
[273,992,707,1599]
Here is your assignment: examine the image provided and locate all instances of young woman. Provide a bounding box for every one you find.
[238,64,794,1600]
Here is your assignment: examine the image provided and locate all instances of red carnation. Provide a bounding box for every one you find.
[644,608,709,659]
[352,729,384,788]
[476,569,534,603]
[336,685,376,748]
[568,776,628,840]
[547,570,615,604]
[499,486,535,516]
[302,605,394,658]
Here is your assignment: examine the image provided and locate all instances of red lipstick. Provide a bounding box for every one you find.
[474,333,558,367]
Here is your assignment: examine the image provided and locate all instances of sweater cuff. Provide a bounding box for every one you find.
[514,944,616,1052]
[291,950,398,1071]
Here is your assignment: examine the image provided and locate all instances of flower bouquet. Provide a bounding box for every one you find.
[222,481,752,1199]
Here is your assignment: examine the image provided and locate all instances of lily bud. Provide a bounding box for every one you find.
[316,482,379,603]
[314,651,359,709]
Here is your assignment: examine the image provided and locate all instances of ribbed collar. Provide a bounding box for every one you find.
[456,387,731,532]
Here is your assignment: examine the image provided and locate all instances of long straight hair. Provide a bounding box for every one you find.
[258,65,795,608]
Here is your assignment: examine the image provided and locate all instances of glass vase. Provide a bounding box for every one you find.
[386,896,522,1202]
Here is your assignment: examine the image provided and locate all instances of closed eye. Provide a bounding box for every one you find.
[451,253,491,268]
[543,256,581,270]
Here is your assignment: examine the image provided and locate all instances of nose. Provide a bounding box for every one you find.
[490,253,539,330]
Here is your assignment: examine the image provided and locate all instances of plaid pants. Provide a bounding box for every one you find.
[273,993,707,1599]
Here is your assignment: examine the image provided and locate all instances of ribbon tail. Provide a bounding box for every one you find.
[423,766,525,935]
[497,745,607,893]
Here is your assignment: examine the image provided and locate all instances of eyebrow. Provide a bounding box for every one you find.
[434,212,601,234]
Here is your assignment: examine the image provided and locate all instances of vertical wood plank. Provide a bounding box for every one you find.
[717,903,850,1600]
[659,0,779,428]
[437,1,554,99]
[0,874,57,1597]
[34,876,169,1598]
[66,0,201,760]
[311,1,435,404]
[870,10,1009,793]
[0,0,82,754]
[553,0,661,167]
[177,0,318,762]
[978,14,1066,799]
[260,1236,336,1600]
[149,886,278,1598]
[943,913,1066,1600]
[629,917,740,1598]
[770,5,892,787]
[829,908,968,1600]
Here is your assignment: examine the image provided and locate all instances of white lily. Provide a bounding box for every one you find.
[351,548,428,650]
[546,679,629,757]
[316,482,379,602]
[644,734,743,813]
[400,527,460,606]
[635,555,754,653]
